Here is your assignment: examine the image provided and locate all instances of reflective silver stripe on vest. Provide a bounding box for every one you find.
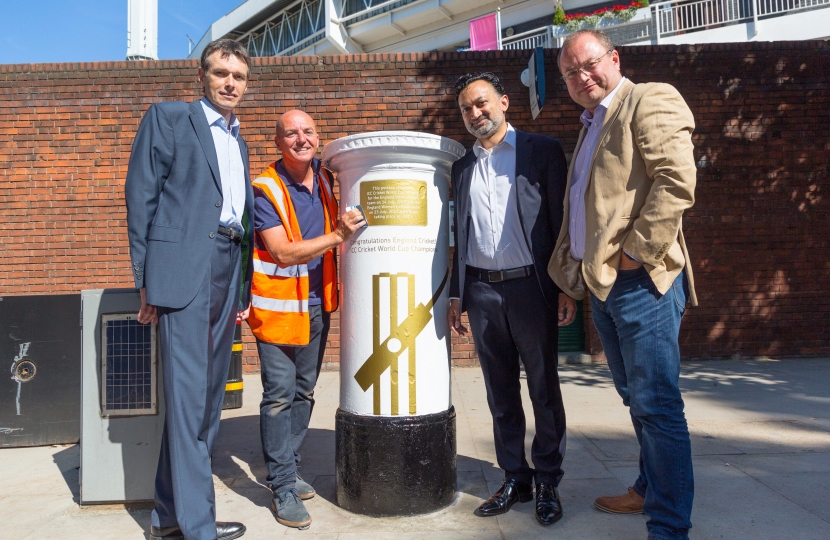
[253,176,289,219]
[319,168,334,200]
[252,295,309,313]
[253,258,309,278]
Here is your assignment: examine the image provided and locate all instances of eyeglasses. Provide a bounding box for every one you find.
[561,50,614,82]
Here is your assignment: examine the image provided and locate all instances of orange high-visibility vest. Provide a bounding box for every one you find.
[248,163,339,345]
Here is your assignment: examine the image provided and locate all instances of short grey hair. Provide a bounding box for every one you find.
[557,30,615,71]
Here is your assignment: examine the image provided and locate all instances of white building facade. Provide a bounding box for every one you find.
[189,0,829,60]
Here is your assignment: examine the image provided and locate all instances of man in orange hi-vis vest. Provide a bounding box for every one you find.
[248,110,365,530]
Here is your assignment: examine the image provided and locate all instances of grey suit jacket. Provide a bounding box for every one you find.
[125,100,254,310]
[449,130,568,312]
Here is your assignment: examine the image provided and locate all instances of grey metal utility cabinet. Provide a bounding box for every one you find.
[80,289,165,504]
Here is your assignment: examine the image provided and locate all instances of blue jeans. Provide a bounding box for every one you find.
[257,304,330,491]
[591,268,693,540]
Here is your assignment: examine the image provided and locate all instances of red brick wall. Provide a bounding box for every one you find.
[2,42,828,370]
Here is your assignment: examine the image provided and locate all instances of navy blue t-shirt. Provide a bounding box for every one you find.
[254,159,327,306]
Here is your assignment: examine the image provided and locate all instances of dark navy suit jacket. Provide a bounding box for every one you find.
[125,100,254,309]
[449,130,568,312]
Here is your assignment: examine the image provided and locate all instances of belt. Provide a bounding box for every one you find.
[466,264,534,283]
[217,226,244,242]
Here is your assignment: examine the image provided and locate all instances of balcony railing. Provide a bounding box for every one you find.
[499,0,828,50]
[239,0,422,57]
[338,0,421,25]
[502,27,557,50]
[240,0,325,57]
[652,0,830,40]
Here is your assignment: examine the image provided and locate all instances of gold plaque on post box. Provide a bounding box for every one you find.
[360,180,427,226]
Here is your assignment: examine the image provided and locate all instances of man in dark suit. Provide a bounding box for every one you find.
[446,72,575,526]
[125,39,254,540]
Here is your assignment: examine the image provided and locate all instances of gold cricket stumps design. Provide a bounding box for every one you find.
[354,270,449,416]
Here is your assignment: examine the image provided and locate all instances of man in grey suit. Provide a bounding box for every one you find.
[125,39,254,540]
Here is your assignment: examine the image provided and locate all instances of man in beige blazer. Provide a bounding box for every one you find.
[548,29,697,540]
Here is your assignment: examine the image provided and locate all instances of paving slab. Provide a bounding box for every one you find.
[1,358,828,539]
[723,453,830,523]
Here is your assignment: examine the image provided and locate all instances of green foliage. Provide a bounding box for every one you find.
[565,18,583,31]
[553,5,565,25]
[618,8,638,22]
[584,14,602,26]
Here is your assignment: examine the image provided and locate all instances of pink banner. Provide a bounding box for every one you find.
[469,13,500,51]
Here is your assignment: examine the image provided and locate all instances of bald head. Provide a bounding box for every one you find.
[275,110,319,169]
[276,110,315,138]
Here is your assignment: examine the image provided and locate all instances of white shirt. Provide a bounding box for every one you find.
[568,78,625,261]
[200,98,246,231]
[466,124,534,271]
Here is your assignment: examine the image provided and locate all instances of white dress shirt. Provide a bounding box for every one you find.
[568,78,626,261]
[466,124,534,271]
[201,98,246,231]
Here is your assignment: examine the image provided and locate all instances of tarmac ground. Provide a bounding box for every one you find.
[2,358,829,539]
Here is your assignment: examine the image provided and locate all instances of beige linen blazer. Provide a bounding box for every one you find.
[548,79,698,306]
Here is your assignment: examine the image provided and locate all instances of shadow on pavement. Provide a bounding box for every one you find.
[51,444,152,538]
[213,414,272,509]
[214,415,501,510]
[52,445,80,505]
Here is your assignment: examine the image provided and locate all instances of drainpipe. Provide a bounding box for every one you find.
[752,0,759,37]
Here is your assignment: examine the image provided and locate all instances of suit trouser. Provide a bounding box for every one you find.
[151,235,241,540]
[257,305,331,492]
[464,272,566,486]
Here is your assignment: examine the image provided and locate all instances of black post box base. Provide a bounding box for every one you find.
[335,406,457,516]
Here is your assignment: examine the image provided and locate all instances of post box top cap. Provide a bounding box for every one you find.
[322,131,466,171]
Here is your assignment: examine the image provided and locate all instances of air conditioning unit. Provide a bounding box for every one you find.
[80,289,165,504]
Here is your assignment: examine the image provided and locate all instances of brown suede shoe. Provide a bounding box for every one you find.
[594,487,645,514]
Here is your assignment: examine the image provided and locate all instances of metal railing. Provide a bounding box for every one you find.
[239,0,422,57]
[338,0,420,25]
[502,27,553,50]
[652,0,830,40]
[240,0,325,57]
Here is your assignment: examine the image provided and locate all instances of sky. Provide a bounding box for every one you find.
[0,0,244,65]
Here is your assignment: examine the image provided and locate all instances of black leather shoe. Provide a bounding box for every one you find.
[474,478,534,517]
[150,522,246,540]
[216,522,246,539]
[535,482,563,526]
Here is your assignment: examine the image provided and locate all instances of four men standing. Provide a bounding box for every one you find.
[126,30,696,539]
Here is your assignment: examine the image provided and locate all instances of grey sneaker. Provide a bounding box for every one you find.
[272,488,312,529]
[295,473,316,500]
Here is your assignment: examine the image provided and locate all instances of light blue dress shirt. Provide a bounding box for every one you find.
[568,78,626,261]
[466,124,534,271]
[200,98,246,232]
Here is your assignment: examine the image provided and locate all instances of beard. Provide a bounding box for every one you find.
[466,113,503,140]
